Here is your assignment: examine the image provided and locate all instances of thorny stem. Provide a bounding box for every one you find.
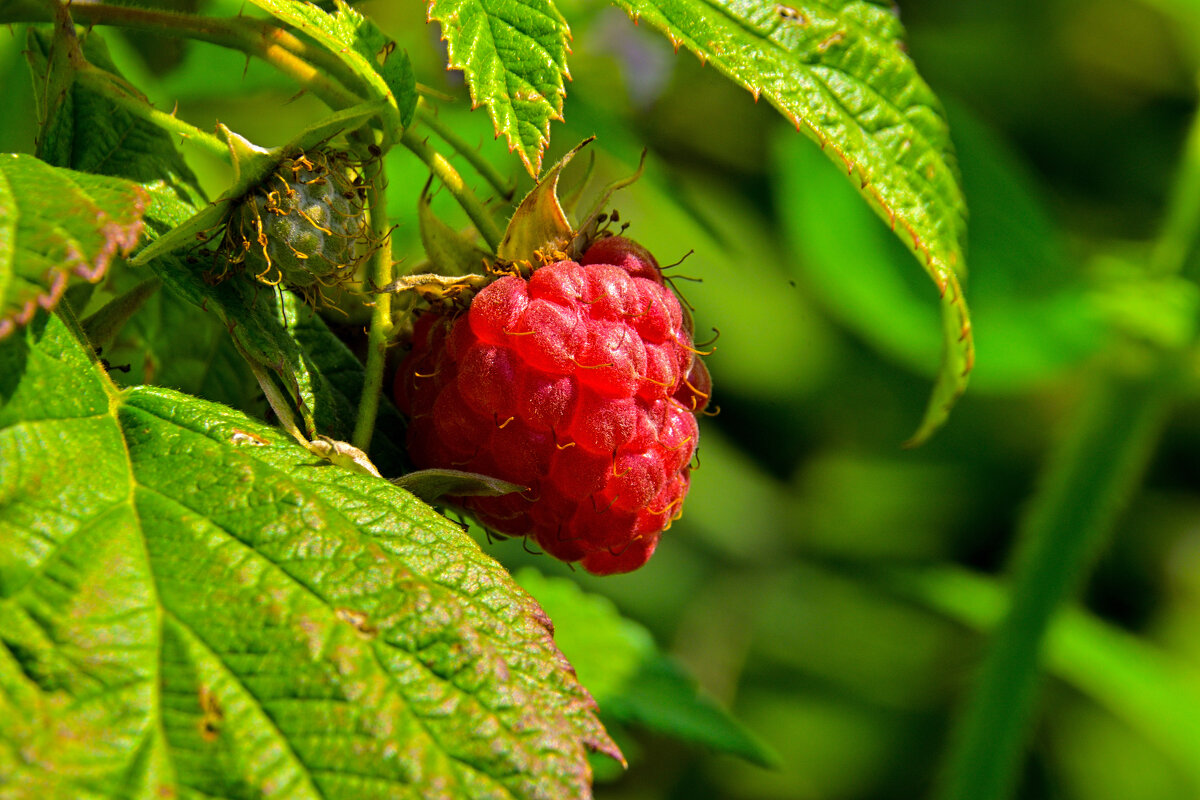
[400,127,505,252]
[352,159,394,453]
[73,68,230,163]
[414,100,516,202]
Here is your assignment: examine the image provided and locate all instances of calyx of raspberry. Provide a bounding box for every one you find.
[395,235,709,575]
[222,149,375,303]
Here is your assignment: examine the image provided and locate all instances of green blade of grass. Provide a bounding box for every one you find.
[933,365,1177,800]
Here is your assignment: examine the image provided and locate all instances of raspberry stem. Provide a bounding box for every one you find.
[352,158,394,453]
[74,67,231,165]
[6,3,366,112]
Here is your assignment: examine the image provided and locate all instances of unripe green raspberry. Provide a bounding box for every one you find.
[225,150,371,297]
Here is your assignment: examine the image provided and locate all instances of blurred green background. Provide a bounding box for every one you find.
[6,0,1200,797]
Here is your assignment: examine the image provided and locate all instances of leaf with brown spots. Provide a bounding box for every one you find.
[0,313,620,800]
[611,0,971,444]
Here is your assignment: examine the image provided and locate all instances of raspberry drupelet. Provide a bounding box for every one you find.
[395,236,709,575]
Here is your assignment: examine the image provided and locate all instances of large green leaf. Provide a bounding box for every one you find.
[611,0,971,443]
[0,312,620,799]
[517,569,778,767]
[0,154,147,341]
[427,0,571,176]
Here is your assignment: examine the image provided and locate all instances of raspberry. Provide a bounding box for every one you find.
[395,236,708,575]
[223,150,371,299]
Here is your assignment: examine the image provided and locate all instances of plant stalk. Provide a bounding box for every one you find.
[5,3,364,111]
[933,364,1176,800]
[352,160,394,453]
[1153,104,1200,275]
[415,101,516,202]
[73,68,230,163]
[935,93,1200,800]
[400,128,505,252]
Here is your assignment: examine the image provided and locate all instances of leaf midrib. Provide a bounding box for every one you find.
[120,398,555,798]
[109,358,182,798]
[135,475,533,799]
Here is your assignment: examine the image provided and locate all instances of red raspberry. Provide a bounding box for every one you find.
[395,236,709,575]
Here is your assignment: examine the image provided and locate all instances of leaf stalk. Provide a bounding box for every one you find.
[414,100,516,202]
[73,68,230,164]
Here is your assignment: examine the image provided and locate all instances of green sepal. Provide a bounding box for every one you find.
[418,179,495,275]
[498,138,592,265]
[393,469,527,503]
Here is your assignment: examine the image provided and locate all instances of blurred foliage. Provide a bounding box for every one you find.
[6,0,1200,797]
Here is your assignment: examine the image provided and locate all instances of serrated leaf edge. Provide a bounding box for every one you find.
[0,157,148,340]
[427,0,572,176]
[615,0,973,442]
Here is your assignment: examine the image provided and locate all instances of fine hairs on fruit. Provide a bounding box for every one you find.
[395,235,710,575]
[218,149,378,306]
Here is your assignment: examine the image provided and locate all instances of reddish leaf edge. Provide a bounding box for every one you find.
[0,180,149,340]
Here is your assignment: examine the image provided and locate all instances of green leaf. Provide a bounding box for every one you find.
[427,0,571,176]
[612,0,971,443]
[334,1,420,128]
[245,0,413,135]
[1088,255,1200,350]
[394,469,527,503]
[0,154,147,341]
[775,102,1102,396]
[25,27,203,203]
[517,569,779,768]
[0,312,620,799]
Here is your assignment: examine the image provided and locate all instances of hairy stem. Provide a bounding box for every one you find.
[415,101,516,202]
[352,161,394,452]
[73,68,230,163]
[400,128,504,252]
